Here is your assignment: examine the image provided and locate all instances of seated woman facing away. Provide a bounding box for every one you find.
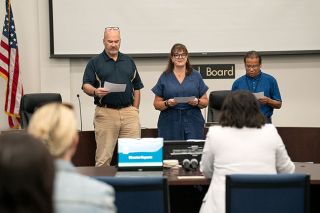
[199,90,295,213]
[28,103,116,213]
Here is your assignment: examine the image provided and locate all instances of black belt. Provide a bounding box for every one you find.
[97,104,131,109]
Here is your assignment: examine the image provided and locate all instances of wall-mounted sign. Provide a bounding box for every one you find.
[193,64,235,79]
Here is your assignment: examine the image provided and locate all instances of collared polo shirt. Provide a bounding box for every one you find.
[83,51,144,106]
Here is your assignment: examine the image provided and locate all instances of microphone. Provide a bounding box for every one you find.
[182,159,191,170]
[190,158,199,169]
[182,159,199,171]
[76,94,83,131]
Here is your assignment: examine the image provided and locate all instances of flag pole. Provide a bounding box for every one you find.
[7,0,10,30]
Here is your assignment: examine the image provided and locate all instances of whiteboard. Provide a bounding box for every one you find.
[49,0,320,57]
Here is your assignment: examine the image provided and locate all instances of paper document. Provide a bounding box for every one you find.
[253,92,264,99]
[116,171,163,177]
[186,139,205,142]
[174,96,196,103]
[104,81,126,93]
[177,176,205,179]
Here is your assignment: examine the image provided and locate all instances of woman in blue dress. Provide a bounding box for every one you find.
[152,43,209,140]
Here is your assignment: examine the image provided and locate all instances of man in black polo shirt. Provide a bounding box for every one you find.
[82,27,144,166]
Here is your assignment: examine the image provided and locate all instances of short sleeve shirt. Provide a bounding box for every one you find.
[231,70,281,118]
[152,69,208,110]
[82,51,144,106]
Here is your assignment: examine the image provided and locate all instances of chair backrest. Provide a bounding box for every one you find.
[19,93,62,129]
[207,90,231,123]
[226,174,310,213]
[95,176,170,213]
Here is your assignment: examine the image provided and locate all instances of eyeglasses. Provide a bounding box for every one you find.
[173,53,187,59]
[245,64,260,69]
[105,27,120,31]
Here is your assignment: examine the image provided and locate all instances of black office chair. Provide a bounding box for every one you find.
[19,93,62,129]
[226,174,310,213]
[95,176,170,213]
[207,90,231,123]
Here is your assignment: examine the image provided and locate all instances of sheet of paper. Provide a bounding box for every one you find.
[104,81,126,93]
[253,92,264,99]
[186,139,205,142]
[174,96,196,103]
[177,176,206,179]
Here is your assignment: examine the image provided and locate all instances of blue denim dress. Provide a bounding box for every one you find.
[152,70,208,140]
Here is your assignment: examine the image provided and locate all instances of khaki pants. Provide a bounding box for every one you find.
[94,106,141,166]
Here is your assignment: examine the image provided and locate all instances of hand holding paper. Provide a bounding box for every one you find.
[253,92,264,99]
[104,81,126,93]
[253,92,271,105]
[174,96,196,103]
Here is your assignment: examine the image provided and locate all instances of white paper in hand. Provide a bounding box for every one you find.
[174,96,196,103]
[253,92,264,99]
[104,81,126,93]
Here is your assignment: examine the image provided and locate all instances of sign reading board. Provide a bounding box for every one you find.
[193,64,235,79]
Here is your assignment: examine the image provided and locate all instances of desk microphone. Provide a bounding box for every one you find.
[190,158,199,169]
[182,159,191,170]
[76,94,83,131]
[182,159,199,171]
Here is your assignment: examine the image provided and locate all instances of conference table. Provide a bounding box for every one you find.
[73,127,320,167]
[72,127,320,212]
[77,163,320,213]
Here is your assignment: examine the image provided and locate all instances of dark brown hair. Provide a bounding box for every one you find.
[0,132,55,213]
[244,50,262,64]
[164,43,192,76]
[219,90,266,128]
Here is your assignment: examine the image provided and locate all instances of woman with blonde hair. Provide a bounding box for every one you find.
[28,103,115,213]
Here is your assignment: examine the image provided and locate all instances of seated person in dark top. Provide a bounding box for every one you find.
[0,132,55,213]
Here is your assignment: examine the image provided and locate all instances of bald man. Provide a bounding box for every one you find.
[82,27,144,166]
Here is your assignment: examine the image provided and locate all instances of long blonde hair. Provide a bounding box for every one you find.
[28,103,77,157]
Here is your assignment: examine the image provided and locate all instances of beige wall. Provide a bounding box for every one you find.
[71,55,320,130]
[1,0,320,130]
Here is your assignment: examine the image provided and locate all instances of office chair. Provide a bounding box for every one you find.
[226,174,310,213]
[207,90,231,123]
[95,176,170,213]
[19,93,62,129]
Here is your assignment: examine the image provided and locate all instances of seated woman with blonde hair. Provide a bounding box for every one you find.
[28,103,115,213]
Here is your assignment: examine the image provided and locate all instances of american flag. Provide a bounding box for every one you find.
[0,0,23,129]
